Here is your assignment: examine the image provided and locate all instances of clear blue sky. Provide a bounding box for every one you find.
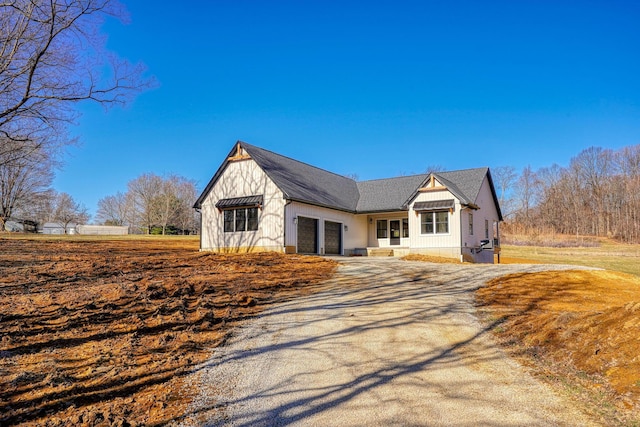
[53,1,640,220]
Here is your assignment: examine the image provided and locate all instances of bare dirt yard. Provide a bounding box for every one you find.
[476,269,640,424]
[2,236,639,426]
[0,236,335,426]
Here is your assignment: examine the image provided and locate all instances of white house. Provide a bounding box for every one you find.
[194,141,503,263]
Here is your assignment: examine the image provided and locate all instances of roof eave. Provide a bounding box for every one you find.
[286,198,357,214]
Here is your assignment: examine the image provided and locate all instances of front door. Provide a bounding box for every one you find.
[390,220,401,246]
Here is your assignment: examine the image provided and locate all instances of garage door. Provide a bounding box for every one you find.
[297,216,318,254]
[324,221,342,255]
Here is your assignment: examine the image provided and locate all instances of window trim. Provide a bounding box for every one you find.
[223,206,259,233]
[402,218,409,238]
[376,219,388,239]
[420,211,450,235]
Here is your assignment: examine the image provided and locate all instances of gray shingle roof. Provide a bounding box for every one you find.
[242,142,360,212]
[434,168,488,205]
[355,174,428,213]
[194,142,501,220]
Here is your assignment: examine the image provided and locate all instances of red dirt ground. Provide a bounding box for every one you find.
[0,237,336,426]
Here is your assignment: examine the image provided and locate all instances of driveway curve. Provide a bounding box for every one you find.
[182,258,602,427]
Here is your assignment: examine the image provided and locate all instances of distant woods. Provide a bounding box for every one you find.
[96,173,198,235]
[497,144,640,243]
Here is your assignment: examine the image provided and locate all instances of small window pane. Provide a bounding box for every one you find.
[469,213,474,235]
[224,210,234,232]
[485,219,489,239]
[421,213,434,234]
[376,220,387,238]
[235,209,246,231]
[247,207,259,231]
[436,211,449,234]
[402,218,409,238]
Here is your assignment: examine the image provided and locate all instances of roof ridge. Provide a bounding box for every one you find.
[358,173,428,184]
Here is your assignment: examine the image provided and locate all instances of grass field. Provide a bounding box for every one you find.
[499,239,640,276]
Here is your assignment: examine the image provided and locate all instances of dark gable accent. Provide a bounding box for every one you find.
[215,195,263,210]
[413,199,455,211]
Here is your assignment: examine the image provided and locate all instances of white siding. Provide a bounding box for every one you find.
[408,187,462,255]
[284,202,367,255]
[200,158,285,252]
[366,214,411,248]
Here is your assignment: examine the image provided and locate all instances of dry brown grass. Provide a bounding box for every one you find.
[0,237,336,426]
[477,269,640,424]
[402,254,464,264]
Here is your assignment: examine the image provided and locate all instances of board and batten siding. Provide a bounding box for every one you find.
[366,213,411,248]
[459,175,501,263]
[200,158,286,252]
[408,181,463,259]
[284,202,367,255]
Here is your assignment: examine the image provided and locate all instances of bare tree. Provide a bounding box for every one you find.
[513,165,538,231]
[154,176,181,235]
[492,166,517,219]
[95,191,132,226]
[52,192,89,233]
[0,140,54,230]
[173,176,198,234]
[127,173,163,234]
[0,0,153,165]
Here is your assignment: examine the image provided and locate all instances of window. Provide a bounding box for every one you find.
[468,213,474,235]
[248,207,259,231]
[223,207,259,232]
[224,210,234,232]
[435,211,449,233]
[485,219,489,239]
[421,211,449,234]
[235,209,246,231]
[421,213,433,234]
[376,220,387,238]
[402,218,409,238]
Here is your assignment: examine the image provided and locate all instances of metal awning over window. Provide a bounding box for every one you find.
[215,195,264,210]
[413,199,455,211]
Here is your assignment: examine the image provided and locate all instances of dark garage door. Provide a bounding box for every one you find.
[297,216,318,254]
[324,221,342,255]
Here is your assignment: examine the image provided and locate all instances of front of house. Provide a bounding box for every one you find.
[194,141,503,263]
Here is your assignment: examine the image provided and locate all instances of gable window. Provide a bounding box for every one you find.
[469,213,474,235]
[421,211,449,234]
[376,220,388,238]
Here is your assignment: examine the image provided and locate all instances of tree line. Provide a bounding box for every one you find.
[495,144,640,243]
[96,173,199,235]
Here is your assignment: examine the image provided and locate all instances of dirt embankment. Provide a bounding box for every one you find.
[0,238,335,426]
[477,269,640,423]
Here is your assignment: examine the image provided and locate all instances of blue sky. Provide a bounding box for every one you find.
[54,1,640,219]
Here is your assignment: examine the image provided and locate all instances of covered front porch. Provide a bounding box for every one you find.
[366,213,411,248]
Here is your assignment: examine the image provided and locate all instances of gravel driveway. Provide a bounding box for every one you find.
[181,258,602,427]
